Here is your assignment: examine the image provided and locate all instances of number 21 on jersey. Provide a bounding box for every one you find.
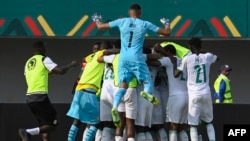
[194,64,206,83]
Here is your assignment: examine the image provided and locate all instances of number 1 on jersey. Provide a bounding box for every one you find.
[128,31,133,48]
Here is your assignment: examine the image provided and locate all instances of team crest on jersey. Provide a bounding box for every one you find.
[27,58,36,71]
[129,23,136,28]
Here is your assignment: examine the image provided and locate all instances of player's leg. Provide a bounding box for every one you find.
[95,122,103,141]
[122,88,137,141]
[83,124,100,141]
[19,96,58,141]
[176,94,189,141]
[102,125,116,141]
[135,84,154,140]
[177,127,189,141]
[177,94,189,141]
[112,62,131,127]
[151,86,168,141]
[100,81,117,141]
[188,94,202,141]
[134,62,159,105]
[114,112,126,141]
[112,82,128,127]
[78,89,100,141]
[135,131,146,141]
[167,95,188,141]
[113,62,130,110]
[158,75,169,122]
[145,131,154,141]
[200,94,216,141]
[66,90,85,141]
[41,133,49,141]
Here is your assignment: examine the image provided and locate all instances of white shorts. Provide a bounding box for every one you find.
[165,94,188,124]
[100,80,118,121]
[158,81,169,122]
[118,87,137,119]
[151,87,164,125]
[135,84,153,127]
[188,94,214,125]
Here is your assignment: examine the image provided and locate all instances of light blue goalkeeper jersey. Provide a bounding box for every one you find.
[109,17,159,62]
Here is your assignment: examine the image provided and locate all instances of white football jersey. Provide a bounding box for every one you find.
[103,55,116,81]
[159,56,188,96]
[103,64,114,81]
[178,53,217,95]
[148,66,158,84]
[142,54,158,83]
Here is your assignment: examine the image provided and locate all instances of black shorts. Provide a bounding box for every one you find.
[27,96,58,126]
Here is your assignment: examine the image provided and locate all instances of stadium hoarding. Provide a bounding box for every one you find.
[0,0,249,37]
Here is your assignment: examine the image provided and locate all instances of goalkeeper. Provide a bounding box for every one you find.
[92,3,171,135]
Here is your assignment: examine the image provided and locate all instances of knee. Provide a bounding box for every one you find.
[41,133,49,141]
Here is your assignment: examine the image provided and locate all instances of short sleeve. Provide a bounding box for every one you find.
[177,56,187,71]
[159,57,171,67]
[145,21,159,33]
[43,57,58,72]
[109,19,122,28]
[103,55,116,63]
[206,53,217,64]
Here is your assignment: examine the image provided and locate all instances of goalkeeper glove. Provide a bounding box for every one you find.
[92,13,102,22]
[160,18,170,26]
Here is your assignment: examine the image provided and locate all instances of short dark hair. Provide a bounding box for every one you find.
[113,39,121,49]
[94,42,101,47]
[143,45,152,54]
[100,40,113,49]
[130,3,141,11]
[33,41,45,49]
[32,41,46,54]
[189,37,202,49]
[164,44,176,55]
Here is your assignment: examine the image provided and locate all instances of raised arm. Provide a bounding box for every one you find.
[92,13,110,30]
[157,18,171,36]
[157,26,171,36]
[96,21,110,30]
[153,43,168,56]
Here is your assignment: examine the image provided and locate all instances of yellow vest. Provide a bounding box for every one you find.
[76,50,105,91]
[160,42,190,59]
[214,75,233,103]
[113,54,137,88]
[25,55,48,94]
[85,53,95,63]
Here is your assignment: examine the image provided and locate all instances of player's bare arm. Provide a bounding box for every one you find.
[103,48,120,55]
[146,54,160,60]
[97,56,104,63]
[91,13,110,30]
[146,60,161,67]
[153,43,168,56]
[157,26,171,36]
[174,69,181,78]
[97,49,119,63]
[51,60,78,75]
[157,18,171,36]
[96,21,110,30]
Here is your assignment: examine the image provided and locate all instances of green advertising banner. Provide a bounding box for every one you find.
[0,0,248,37]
